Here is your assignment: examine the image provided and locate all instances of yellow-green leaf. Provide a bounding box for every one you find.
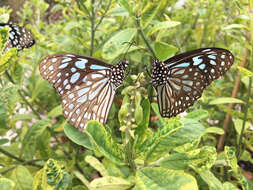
[90,176,132,190]
[10,165,33,190]
[154,42,178,61]
[0,178,15,190]
[85,155,109,176]
[135,167,198,190]
[237,66,253,77]
[209,97,244,105]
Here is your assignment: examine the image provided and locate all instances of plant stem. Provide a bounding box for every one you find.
[0,148,42,169]
[94,0,112,31]
[217,49,248,152]
[5,71,41,119]
[236,48,252,158]
[124,129,136,173]
[90,0,95,56]
[136,14,157,59]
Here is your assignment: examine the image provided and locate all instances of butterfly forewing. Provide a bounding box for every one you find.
[40,53,128,131]
[0,23,35,52]
[151,48,234,117]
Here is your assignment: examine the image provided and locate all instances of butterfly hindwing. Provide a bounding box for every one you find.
[151,47,234,117]
[40,53,128,130]
[0,23,35,52]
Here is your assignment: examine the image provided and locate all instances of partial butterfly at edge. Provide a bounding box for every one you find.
[0,23,35,53]
[150,47,234,118]
[39,53,128,131]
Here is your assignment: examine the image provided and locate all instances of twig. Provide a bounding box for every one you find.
[94,0,112,31]
[236,47,252,158]
[90,0,95,56]
[217,49,248,152]
[0,148,42,169]
[136,13,157,59]
[75,0,91,18]
[5,71,41,119]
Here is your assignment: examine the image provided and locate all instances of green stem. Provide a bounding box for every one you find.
[5,71,41,119]
[0,148,42,169]
[136,15,157,59]
[236,71,252,158]
[90,0,95,56]
[94,0,112,31]
[124,129,136,173]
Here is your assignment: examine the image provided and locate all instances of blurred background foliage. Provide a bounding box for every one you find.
[0,0,253,189]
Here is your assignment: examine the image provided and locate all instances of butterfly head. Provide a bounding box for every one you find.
[111,60,129,88]
[150,60,167,86]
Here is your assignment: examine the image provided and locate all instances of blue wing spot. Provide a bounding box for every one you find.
[208,55,216,60]
[59,63,69,69]
[221,61,225,66]
[71,67,77,72]
[62,58,72,63]
[75,59,87,69]
[9,33,14,39]
[211,68,215,73]
[221,54,226,59]
[90,65,108,70]
[198,64,206,70]
[82,76,87,82]
[183,86,191,92]
[193,56,203,66]
[78,88,89,96]
[210,60,216,66]
[70,72,80,83]
[174,62,190,68]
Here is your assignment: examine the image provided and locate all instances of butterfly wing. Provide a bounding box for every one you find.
[39,53,117,130]
[0,23,35,52]
[152,48,234,117]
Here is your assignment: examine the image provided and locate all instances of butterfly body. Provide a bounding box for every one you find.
[0,23,35,52]
[40,53,128,130]
[151,48,234,118]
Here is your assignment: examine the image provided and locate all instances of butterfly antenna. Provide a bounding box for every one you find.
[122,41,136,60]
[144,65,151,78]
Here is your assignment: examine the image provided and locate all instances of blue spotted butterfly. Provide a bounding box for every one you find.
[150,47,234,117]
[0,23,35,52]
[39,54,128,130]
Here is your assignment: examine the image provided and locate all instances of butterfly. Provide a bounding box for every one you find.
[0,23,35,52]
[39,54,129,131]
[150,47,234,118]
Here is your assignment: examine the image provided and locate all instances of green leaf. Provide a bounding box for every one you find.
[223,24,247,30]
[90,176,132,190]
[85,155,109,176]
[10,165,33,190]
[233,119,251,136]
[11,114,37,122]
[154,42,178,61]
[161,146,216,171]
[197,170,223,190]
[237,66,253,77]
[21,119,51,159]
[47,105,62,118]
[0,178,15,190]
[86,121,125,165]
[184,109,209,121]
[33,169,54,190]
[148,21,181,36]
[209,97,244,105]
[0,138,8,145]
[10,63,23,85]
[135,167,198,190]
[135,98,150,145]
[205,127,224,135]
[73,185,88,190]
[0,96,7,128]
[151,103,165,124]
[0,48,17,75]
[141,2,161,29]
[64,123,92,150]
[223,182,238,190]
[102,28,137,60]
[118,0,132,15]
